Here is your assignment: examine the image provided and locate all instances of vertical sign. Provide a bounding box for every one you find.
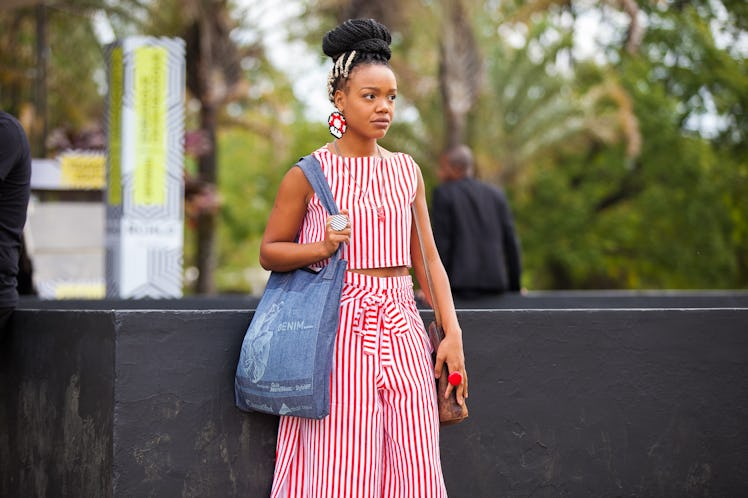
[134,46,167,206]
[105,37,185,298]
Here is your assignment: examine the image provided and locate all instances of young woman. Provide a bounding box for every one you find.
[260,18,467,498]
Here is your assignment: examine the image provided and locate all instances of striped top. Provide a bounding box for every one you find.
[298,146,419,269]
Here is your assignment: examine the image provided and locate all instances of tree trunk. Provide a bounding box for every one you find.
[34,3,48,157]
[438,0,481,150]
[195,102,218,294]
[441,97,465,149]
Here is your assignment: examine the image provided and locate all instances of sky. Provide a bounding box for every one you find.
[234,0,330,120]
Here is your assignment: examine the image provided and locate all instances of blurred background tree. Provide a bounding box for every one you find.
[1,0,745,293]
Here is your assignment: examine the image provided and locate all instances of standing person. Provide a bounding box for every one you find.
[260,19,466,498]
[431,144,522,299]
[0,111,32,335]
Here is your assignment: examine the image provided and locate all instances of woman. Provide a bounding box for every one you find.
[260,18,467,498]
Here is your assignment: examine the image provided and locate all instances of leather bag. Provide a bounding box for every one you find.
[412,205,469,426]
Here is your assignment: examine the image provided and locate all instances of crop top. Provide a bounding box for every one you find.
[297,146,419,269]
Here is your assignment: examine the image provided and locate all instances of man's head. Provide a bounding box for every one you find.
[438,144,474,182]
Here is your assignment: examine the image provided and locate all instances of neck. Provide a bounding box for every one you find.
[447,167,469,181]
[334,137,379,157]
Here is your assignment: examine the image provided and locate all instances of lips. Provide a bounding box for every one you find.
[372,119,390,127]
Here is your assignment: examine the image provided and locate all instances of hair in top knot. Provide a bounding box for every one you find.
[323,19,392,103]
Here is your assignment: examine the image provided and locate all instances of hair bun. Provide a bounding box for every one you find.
[350,38,391,59]
[322,19,392,61]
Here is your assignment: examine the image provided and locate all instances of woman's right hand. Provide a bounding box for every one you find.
[324,209,351,255]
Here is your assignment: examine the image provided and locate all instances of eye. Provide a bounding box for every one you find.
[388,94,397,102]
[364,94,376,100]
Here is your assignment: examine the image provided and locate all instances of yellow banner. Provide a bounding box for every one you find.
[55,282,106,299]
[108,46,123,205]
[60,153,106,189]
[134,46,167,206]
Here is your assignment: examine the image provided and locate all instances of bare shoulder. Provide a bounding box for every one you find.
[277,163,314,205]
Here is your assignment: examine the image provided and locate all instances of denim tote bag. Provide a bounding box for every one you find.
[235,155,347,419]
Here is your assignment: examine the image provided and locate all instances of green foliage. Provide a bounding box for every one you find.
[6,0,746,292]
[462,1,746,290]
[208,119,330,294]
[184,0,748,292]
[0,5,109,151]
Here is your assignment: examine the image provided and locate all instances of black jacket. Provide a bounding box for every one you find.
[431,177,521,295]
[0,111,31,308]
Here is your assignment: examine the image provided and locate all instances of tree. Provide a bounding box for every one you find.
[195,0,748,291]
[438,0,483,149]
[0,2,122,155]
[140,0,272,294]
[510,0,748,289]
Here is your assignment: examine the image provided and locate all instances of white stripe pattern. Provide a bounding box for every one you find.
[298,147,418,270]
[271,272,446,498]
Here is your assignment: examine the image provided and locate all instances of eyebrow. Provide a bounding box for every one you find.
[360,86,398,92]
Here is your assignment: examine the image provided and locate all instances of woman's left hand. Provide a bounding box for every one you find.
[434,330,468,404]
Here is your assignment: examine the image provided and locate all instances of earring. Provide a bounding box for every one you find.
[328,111,347,139]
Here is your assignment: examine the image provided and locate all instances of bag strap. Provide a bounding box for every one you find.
[296,154,343,274]
[411,203,442,330]
[297,155,340,217]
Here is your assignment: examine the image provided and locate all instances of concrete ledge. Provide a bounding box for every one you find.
[18,289,748,310]
[2,307,747,497]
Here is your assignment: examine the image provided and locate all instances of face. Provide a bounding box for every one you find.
[334,63,397,140]
[437,155,452,182]
[437,155,464,182]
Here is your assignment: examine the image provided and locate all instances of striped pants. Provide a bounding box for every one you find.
[270,272,447,498]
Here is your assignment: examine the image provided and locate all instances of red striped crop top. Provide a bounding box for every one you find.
[298,145,419,269]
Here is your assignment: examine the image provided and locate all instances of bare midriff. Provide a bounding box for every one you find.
[349,266,410,278]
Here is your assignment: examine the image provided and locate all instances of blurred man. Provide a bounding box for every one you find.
[0,111,32,334]
[431,144,521,299]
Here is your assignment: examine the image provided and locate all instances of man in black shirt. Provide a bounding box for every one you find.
[431,144,521,299]
[0,111,32,334]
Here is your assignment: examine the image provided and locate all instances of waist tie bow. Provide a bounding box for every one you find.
[342,292,411,368]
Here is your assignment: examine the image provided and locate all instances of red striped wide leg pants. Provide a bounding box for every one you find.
[270,272,447,498]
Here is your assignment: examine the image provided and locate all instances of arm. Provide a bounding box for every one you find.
[259,165,350,272]
[0,116,22,181]
[411,166,468,404]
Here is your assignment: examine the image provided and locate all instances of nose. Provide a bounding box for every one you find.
[376,98,392,113]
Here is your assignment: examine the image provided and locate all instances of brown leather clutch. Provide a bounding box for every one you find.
[428,321,469,426]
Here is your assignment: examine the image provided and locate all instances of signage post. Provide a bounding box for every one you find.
[105,37,185,298]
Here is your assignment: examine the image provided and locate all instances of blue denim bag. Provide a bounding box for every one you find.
[234,155,347,419]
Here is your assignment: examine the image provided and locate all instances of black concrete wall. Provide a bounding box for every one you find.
[2,305,747,497]
[443,309,748,497]
[18,289,748,310]
[111,311,277,498]
[0,311,115,498]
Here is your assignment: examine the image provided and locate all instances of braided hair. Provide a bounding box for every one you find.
[322,19,392,103]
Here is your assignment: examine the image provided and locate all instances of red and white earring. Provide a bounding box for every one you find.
[328,111,347,139]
